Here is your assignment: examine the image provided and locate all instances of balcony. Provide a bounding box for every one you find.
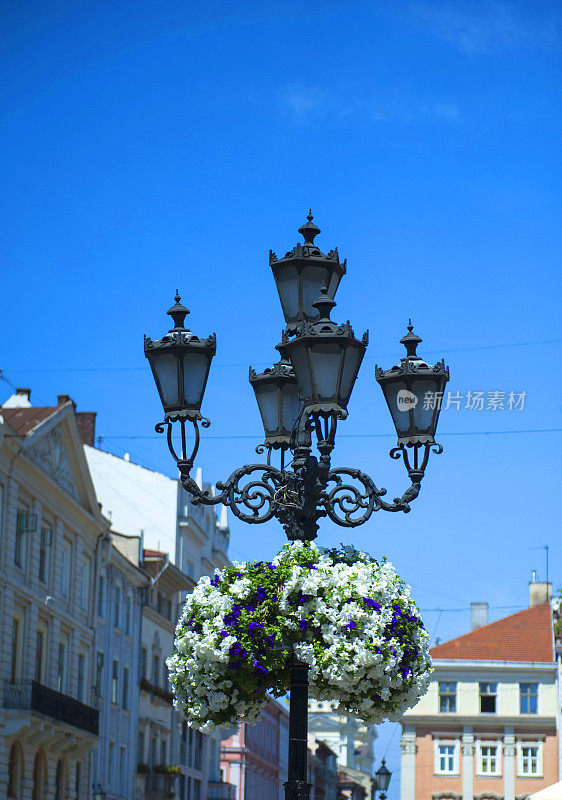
[3,680,99,735]
[208,781,236,800]
[145,773,177,798]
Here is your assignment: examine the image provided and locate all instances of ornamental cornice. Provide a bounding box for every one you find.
[400,740,418,754]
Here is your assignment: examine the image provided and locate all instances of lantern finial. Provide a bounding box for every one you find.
[298,211,321,245]
[400,319,422,359]
[167,291,190,331]
[312,285,336,320]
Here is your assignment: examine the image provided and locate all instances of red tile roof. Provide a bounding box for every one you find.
[430,601,554,663]
[2,407,59,437]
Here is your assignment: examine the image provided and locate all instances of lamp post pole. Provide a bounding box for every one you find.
[144,215,449,800]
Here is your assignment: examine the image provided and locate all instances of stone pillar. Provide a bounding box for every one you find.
[400,726,417,800]
[503,728,516,800]
[461,728,474,800]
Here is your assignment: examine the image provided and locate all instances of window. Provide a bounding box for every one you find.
[161,738,167,765]
[141,647,147,680]
[194,778,201,800]
[79,557,90,611]
[123,667,129,709]
[520,683,538,714]
[112,660,119,704]
[150,736,157,767]
[109,742,115,790]
[114,585,121,628]
[95,652,104,695]
[479,682,497,713]
[125,594,132,635]
[38,527,51,583]
[10,617,22,683]
[438,681,456,712]
[98,575,105,617]
[519,743,542,776]
[35,629,45,683]
[15,510,27,568]
[77,654,86,702]
[119,748,126,796]
[60,540,71,597]
[138,731,145,762]
[435,741,458,775]
[153,654,160,688]
[479,744,500,775]
[57,640,68,693]
[8,743,23,799]
[185,559,194,577]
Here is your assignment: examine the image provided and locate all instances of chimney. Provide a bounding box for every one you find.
[471,602,488,631]
[76,412,97,447]
[57,394,75,407]
[529,577,552,608]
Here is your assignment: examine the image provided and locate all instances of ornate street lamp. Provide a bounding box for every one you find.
[374,760,392,800]
[270,211,346,329]
[144,214,449,800]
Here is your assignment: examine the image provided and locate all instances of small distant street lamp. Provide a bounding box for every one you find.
[374,759,392,800]
[145,215,449,800]
[92,786,105,800]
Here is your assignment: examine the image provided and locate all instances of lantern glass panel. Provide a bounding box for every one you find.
[301,265,328,319]
[309,343,343,398]
[255,383,280,434]
[411,377,439,433]
[339,346,363,405]
[384,380,411,436]
[182,352,211,407]
[276,265,300,321]
[281,381,300,434]
[289,345,313,399]
[152,352,180,409]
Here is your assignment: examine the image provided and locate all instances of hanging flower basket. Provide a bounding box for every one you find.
[168,542,432,732]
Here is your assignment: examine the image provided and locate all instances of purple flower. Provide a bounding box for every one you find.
[256,587,267,603]
[299,619,308,630]
[211,574,220,587]
[266,633,276,647]
[402,668,410,679]
[362,598,381,612]
[186,614,195,627]
[295,591,310,606]
[230,642,248,658]
[220,630,230,638]
[307,563,317,570]
[253,660,269,676]
[344,621,357,632]
[392,604,402,615]
[390,647,396,657]
[234,572,244,578]
[244,605,255,613]
[267,562,275,570]
[247,621,265,635]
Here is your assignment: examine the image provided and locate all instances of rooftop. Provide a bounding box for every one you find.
[430,601,554,663]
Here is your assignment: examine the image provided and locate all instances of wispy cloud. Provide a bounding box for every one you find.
[410,0,560,55]
[281,83,461,126]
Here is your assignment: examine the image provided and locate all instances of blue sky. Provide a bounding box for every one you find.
[1,0,561,791]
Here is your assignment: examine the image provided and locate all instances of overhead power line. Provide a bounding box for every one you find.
[2,337,561,374]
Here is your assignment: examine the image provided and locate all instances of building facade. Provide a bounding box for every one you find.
[92,533,149,799]
[221,697,290,800]
[400,592,558,800]
[0,390,107,800]
[308,700,377,776]
[85,446,231,800]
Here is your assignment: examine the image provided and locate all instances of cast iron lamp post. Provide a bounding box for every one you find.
[144,214,449,800]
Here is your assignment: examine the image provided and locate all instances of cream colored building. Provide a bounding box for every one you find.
[400,593,558,800]
[0,390,109,799]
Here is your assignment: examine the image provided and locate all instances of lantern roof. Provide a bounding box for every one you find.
[269,211,347,274]
[375,321,447,379]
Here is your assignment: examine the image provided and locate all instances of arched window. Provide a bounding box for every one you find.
[55,759,66,800]
[7,742,23,799]
[32,750,48,800]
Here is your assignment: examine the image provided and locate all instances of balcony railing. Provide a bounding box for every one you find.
[207,781,236,800]
[3,680,99,735]
[145,773,177,797]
